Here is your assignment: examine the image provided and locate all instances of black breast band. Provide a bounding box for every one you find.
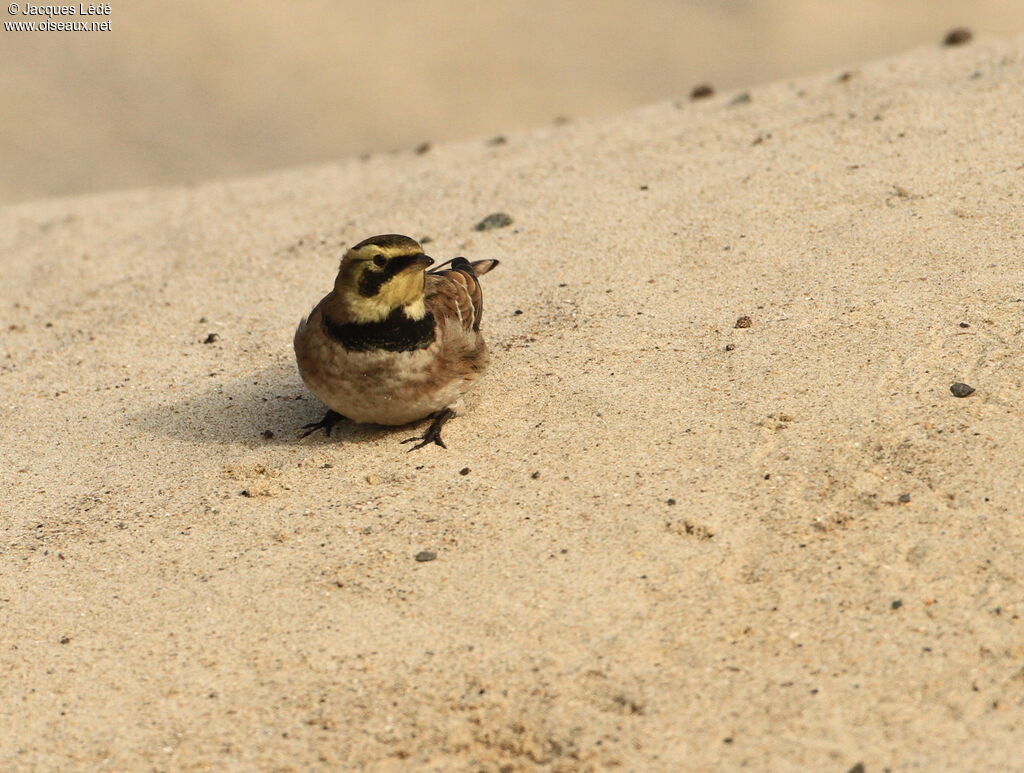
[324,308,436,352]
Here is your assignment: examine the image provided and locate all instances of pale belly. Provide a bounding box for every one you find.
[297,338,475,425]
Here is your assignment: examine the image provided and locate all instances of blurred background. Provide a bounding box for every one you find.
[3,0,1022,204]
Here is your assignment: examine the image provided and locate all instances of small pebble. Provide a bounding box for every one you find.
[475,212,513,231]
[459,467,470,476]
[950,382,975,398]
[725,343,736,351]
[415,551,437,563]
[891,599,904,610]
[959,322,970,328]
[729,92,751,106]
[59,636,71,645]
[666,498,676,506]
[531,471,541,479]
[414,142,431,155]
[690,83,714,100]
[734,316,752,329]
[898,493,911,503]
[513,309,523,315]
[261,429,274,440]
[943,27,973,47]
[365,474,382,485]
[203,333,219,344]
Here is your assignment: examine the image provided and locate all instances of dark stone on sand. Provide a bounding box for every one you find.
[950,382,975,398]
[475,212,513,231]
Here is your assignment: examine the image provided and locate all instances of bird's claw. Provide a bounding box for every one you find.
[300,409,345,438]
[400,432,447,451]
[401,408,454,451]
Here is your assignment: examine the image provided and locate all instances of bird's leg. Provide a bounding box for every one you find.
[401,408,455,451]
[300,409,347,438]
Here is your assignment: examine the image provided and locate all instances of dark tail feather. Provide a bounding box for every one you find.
[431,257,500,277]
[468,258,499,276]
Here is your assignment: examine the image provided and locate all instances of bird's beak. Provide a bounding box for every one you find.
[390,252,434,274]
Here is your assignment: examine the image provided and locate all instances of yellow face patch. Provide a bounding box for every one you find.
[335,243,429,322]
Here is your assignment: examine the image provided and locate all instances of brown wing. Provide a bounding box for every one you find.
[426,258,498,332]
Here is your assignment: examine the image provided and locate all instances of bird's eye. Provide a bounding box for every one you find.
[373,254,387,268]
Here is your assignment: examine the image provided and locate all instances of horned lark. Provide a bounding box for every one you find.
[294,234,499,450]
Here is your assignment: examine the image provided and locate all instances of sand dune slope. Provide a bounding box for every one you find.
[3,0,1023,204]
[2,37,1024,771]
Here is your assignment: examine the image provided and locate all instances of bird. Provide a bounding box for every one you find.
[294,234,499,450]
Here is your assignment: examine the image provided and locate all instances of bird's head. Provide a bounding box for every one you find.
[334,234,434,322]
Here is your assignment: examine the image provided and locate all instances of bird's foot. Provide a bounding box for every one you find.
[300,409,346,438]
[401,408,455,451]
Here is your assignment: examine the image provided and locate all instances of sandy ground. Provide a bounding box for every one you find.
[3,35,1024,772]
[3,0,1024,203]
